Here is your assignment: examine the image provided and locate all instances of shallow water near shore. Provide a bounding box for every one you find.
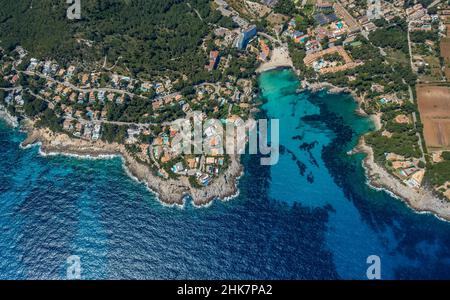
[1,69,450,279]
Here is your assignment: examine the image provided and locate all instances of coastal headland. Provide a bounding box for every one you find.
[1,0,448,219]
[3,70,448,220]
[20,126,243,207]
[298,77,449,222]
[354,137,450,221]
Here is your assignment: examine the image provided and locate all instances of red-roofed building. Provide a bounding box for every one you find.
[259,39,271,61]
[206,51,220,72]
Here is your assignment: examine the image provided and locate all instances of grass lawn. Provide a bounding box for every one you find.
[385,49,410,68]
[419,55,443,82]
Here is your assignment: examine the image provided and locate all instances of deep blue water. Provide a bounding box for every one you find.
[1,69,450,279]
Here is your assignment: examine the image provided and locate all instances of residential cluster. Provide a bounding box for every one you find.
[26,57,176,99]
[303,45,363,74]
[2,0,449,198]
[1,11,261,186]
[281,0,371,74]
[147,112,243,186]
[385,152,426,189]
[409,5,447,79]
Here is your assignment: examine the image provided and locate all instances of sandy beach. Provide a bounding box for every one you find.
[370,113,382,131]
[256,46,293,73]
[2,70,447,219]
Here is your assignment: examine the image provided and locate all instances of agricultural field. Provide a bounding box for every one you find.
[417,84,450,151]
[441,35,450,81]
[441,37,450,63]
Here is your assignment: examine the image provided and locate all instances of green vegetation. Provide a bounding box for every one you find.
[101,124,127,143]
[0,0,220,80]
[152,104,185,123]
[318,35,417,98]
[410,31,439,44]
[105,96,154,123]
[323,53,344,64]
[35,109,63,132]
[225,52,258,79]
[346,37,379,61]
[125,143,141,155]
[427,160,450,187]
[23,95,47,117]
[288,41,315,78]
[274,0,298,16]
[366,101,422,163]
[442,152,450,161]
[352,0,368,10]
[189,176,203,189]
[293,7,315,32]
[369,18,409,54]
[0,0,75,60]
[366,130,421,161]
[0,76,12,88]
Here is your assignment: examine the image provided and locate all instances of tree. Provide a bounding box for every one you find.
[442,152,450,161]
[24,97,47,117]
[274,0,298,16]
[369,23,409,54]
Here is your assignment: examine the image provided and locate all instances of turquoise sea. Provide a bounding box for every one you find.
[1,69,450,279]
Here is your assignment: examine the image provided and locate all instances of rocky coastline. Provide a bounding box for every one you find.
[0,106,19,127]
[2,70,448,219]
[297,76,449,221]
[353,137,450,222]
[20,127,243,207]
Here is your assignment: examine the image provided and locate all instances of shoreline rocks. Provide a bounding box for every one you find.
[298,77,450,222]
[4,72,449,219]
[0,106,19,128]
[21,128,242,207]
[354,137,450,222]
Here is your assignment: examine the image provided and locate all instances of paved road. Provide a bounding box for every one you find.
[64,115,159,127]
[102,55,122,71]
[257,32,281,46]
[197,82,220,95]
[27,88,160,128]
[408,86,427,163]
[22,70,149,100]
[427,0,441,8]
[0,87,21,92]
[407,22,414,72]
[406,23,426,162]
[22,70,180,103]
